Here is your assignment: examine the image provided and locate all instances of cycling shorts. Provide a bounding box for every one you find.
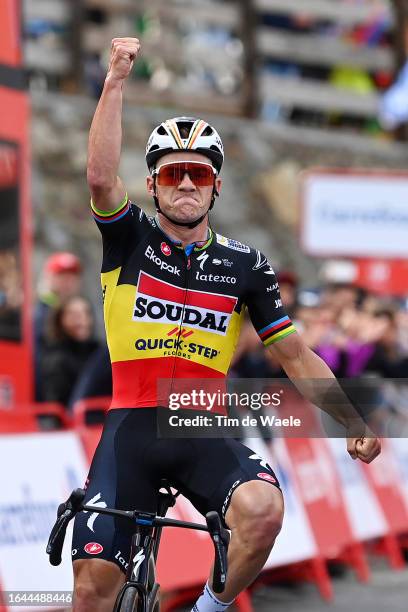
[71,408,281,573]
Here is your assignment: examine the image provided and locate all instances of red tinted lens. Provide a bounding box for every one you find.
[157,162,214,187]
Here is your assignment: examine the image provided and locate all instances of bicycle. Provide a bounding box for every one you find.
[47,481,230,612]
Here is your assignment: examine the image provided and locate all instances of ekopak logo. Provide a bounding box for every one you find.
[161,242,171,256]
[257,472,276,484]
[84,542,104,555]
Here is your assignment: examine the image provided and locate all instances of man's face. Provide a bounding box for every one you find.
[146,152,222,225]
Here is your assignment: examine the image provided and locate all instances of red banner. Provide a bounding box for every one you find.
[0,0,21,66]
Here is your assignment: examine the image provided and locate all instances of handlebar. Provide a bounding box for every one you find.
[205,511,230,593]
[46,489,229,592]
[46,488,85,566]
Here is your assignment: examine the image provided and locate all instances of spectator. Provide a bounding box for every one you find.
[40,296,99,408]
[277,270,298,318]
[34,252,82,400]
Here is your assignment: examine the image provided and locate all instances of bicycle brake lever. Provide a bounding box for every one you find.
[206,511,229,593]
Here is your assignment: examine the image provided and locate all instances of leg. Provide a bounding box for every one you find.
[73,559,125,612]
[214,480,284,603]
[71,409,160,611]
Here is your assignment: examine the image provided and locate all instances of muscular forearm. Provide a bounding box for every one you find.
[87,77,125,197]
[281,345,367,433]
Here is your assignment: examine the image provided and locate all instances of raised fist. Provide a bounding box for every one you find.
[107,38,141,82]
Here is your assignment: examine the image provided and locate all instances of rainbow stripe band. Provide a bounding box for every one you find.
[258,316,296,346]
[91,195,130,224]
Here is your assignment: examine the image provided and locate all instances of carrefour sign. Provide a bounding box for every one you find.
[301,170,408,258]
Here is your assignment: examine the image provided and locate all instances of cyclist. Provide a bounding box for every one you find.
[72,38,381,612]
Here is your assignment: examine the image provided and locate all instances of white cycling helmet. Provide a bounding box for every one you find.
[146,116,224,174]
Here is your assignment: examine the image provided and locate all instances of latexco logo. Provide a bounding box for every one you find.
[195,271,236,284]
[145,245,180,276]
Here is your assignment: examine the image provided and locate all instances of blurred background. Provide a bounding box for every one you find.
[1,0,408,610]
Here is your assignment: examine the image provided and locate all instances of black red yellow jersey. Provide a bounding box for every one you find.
[91,196,296,409]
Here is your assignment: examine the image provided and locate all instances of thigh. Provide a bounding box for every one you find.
[172,438,281,527]
[72,409,160,573]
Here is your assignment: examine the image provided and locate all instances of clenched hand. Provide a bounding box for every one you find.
[347,434,381,463]
[107,37,141,83]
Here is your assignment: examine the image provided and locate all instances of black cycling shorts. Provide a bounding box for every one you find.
[71,408,280,573]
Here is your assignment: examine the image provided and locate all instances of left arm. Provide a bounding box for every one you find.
[244,249,380,464]
[268,332,381,463]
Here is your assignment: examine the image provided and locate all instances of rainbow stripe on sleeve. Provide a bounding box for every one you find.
[91,194,130,223]
[258,316,296,346]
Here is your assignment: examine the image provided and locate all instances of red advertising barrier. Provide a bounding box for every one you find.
[2,404,407,608]
[284,437,369,579]
[362,439,408,568]
[0,0,21,65]
[0,577,8,612]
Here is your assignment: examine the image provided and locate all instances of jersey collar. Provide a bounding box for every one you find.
[154,215,213,252]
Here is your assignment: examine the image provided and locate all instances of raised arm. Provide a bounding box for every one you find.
[87,38,141,211]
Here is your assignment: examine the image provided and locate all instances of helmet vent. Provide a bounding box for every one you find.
[157,126,167,135]
[202,126,213,136]
[210,145,221,152]
[149,144,160,152]
[177,122,193,138]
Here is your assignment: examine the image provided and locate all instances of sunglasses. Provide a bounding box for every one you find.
[152,161,217,187]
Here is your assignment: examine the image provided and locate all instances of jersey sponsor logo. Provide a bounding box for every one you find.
[83,492,107,532]
[275,299,282,308]
[197,251,209,270]
[216,234,250,253]
[253,250,275,275]
[139,208,144,221]
[84,542,104,555]
[115,550,129,570]
[222,479,241,517]
[257,472,276,484]
[161,242,171,256]
[249,453,272,471]
[135,337,219,360]
[132,550,146,579]
[212,257,233,267]
[133,272,237,336]
[145,245,180,276]
[195,271,236,284]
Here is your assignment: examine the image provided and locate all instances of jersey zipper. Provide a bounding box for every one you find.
[169,250,192,397]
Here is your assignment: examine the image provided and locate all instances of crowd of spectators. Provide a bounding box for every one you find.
[231,270,408,435]
[34,252,110,408]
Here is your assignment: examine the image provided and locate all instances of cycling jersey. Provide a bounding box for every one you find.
[91,196,296,409]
